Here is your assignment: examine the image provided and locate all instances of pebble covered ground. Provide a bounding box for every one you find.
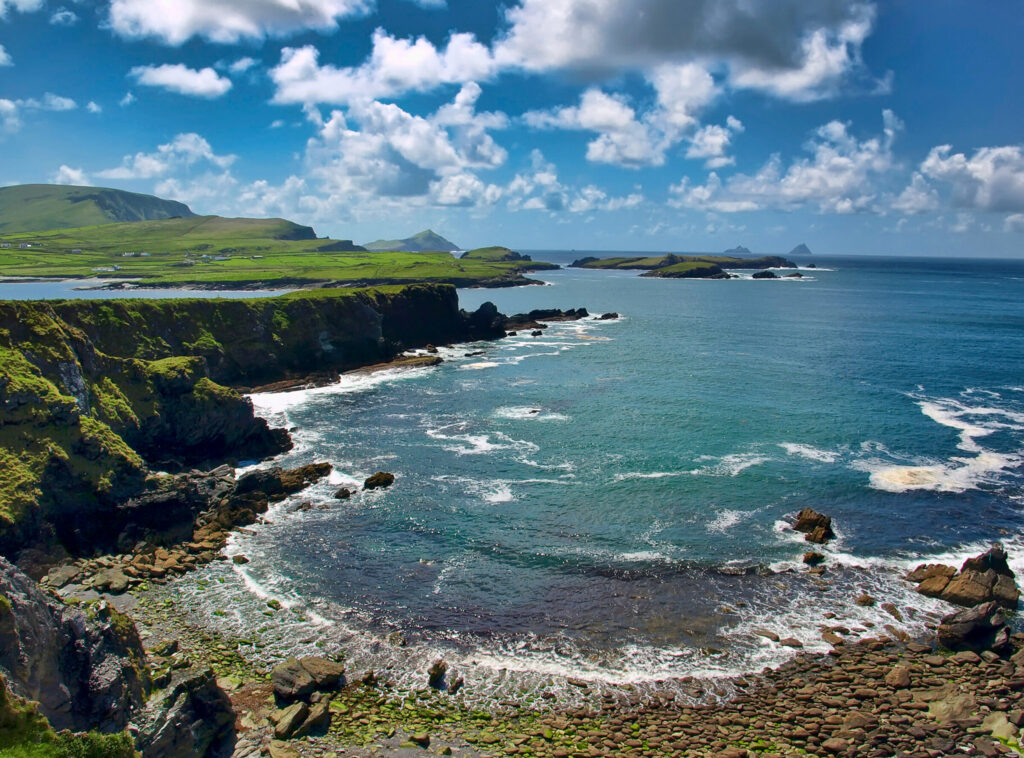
[125,579,1024,758]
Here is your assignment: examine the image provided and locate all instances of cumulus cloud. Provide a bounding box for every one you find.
[53,165,89,185]
[920,144,1024,213]
[1004,214,1024,233]
[120,92,136,107]
[49,7,78,25]
[506,150,644,213]
[0,0,43,18]
[19,93,77,111]
[0,44,11,67]
[130,64,233,98]
[523,62,728,168]
[228,57,257,74]
[891,172,939,215]
[98,132,236,180]
[0,99,20,133]
[107,0,372,45]
[86,101,102,114]
[270,30,496,105]
[495,0,877,101]
[686,117,744,168]
[671,110,901,214]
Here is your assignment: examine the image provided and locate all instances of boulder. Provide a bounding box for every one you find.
[364,471,395,490]
[752,270,778,279]
[271,657,345,703]
[428,658,448,689]
[333,487,352,500]
[133,667,236,758]
[272,658,316,702]
[917,546,1021,610]
[803,552,825,566]
[936,601,1011,652]
[293,699,331,737]
[792,508,836,544]
[598,312,619,320]
[271,702,309,739]
[906,563,956,583]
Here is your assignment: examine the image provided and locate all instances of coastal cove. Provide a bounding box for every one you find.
[147,254,1024,704]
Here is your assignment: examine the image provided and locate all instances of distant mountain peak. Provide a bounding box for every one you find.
[789,243,813,256]
[362,229,459,252]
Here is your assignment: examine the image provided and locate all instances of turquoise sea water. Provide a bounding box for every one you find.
[174,255,1024,701]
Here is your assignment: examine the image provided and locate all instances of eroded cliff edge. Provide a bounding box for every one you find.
[0,283,508,559]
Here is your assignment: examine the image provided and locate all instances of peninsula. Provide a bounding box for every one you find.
[0,185,558,290]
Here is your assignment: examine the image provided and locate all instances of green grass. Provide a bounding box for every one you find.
[575,253,796,272]
[0,184,194,235]
[0,220,550,287]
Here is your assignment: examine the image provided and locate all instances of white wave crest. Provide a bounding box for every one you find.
[779,443,839,463]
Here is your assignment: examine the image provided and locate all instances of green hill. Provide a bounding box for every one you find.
[363,229,459,252]
[0,184,196,235]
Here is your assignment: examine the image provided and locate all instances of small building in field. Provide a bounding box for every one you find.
[70,248,83,254]
[0,242,11,249]
[18,243,31,249]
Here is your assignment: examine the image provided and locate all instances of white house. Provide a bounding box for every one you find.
[0,242,11,249]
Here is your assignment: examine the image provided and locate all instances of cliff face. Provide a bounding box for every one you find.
[0,284,502,557]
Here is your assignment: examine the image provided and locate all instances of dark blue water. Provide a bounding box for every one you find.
[177,255,1024,700]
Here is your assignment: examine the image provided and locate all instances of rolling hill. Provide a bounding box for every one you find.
[0,184,196,234]
[363,229,459,252]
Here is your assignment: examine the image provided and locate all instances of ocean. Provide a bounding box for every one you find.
[142,254,1024,703]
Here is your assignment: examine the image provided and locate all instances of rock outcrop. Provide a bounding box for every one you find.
[907,545,1020,610]
[133,668,235,758]
[792,508,836,544]
[936,601,1011,652]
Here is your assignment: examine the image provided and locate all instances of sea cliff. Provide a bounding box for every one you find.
[0,284,507,559]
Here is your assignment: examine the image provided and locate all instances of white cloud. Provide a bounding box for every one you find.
[729,10,875,101]
[525,88,668,168]
[18,93,78,111]
[120,92,136,107]
[0,99,20,133]
[228,56,258,74]
[107,0,373,45]
[506,149,644,213]
[86,101,102,114]
[0,44,11,67]
[686,118,744,168]
[49,7,78,25]
[53,165,89,185]
[130,64,233,98]
[270,30,497,105]
[1004,214,1024,233]
[671,110,901,214]
[646,63,719,132]
[920,144,1024,213]
[495,0,876,101]
[891,172,939,215]
[0,0,43,18]
[98,133,236,179]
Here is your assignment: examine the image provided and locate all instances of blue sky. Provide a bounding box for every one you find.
[1,0,1022,256]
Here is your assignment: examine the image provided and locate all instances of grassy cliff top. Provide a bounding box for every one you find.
[0,184,195,235]
[0,222,549,288]
[572,253,796,271]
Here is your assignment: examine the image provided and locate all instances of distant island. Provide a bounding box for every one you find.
[789,243,813,256]
[723,244,752,255]
[571,253,798,279]
[362,229,459,252]
[0,185,556,289]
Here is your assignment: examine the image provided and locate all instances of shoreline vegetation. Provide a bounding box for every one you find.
[570,254,801,280]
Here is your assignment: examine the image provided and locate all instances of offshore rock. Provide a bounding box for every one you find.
[235,463,333,502]
[364,471,396,490]
[792,508,836,544]
[909,546,1020,609]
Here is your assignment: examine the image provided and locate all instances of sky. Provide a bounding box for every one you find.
[1,0,1022,256]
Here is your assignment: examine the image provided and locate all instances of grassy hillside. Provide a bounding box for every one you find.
[0,219,547,288]
[0,184,195,235]
[363,229,459,252]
